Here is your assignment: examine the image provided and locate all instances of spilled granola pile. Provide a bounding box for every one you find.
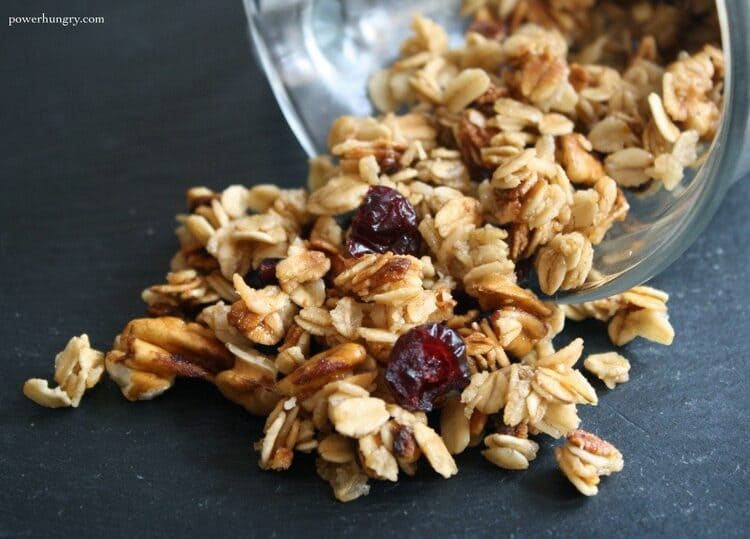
[24,1,723,500]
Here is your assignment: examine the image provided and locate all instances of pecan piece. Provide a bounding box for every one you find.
[228,276,297,346]
[275,343,367,397]
[558,134,604,186]
[215,352,280,416]
[106,316,233,401]
[120,317,233,376]
[466,273,551,318]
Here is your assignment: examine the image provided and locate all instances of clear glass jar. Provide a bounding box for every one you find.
[243,0,749,302]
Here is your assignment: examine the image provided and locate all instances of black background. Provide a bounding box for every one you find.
[1,2,749,537]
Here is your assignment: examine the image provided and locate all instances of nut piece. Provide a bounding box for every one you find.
[391,422,420,463]
[662,45,723,138]
[106,317,234,401]
[276,343,366,397]
[23,334,105,408]
[334,253,423,304]
[466,273,551,318]
[555,429,624,496]
[117,317,233,377]
[229,275,297,346]
[214,349,280,416]
[583,352,630,389]
[413,422,458,478]
[558,134,604,185]
[482,433,539,470]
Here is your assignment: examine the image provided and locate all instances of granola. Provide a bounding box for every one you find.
[23,334,104,408]
[584,351,630,389]
[555,429,624,496]
[23,1,723,501]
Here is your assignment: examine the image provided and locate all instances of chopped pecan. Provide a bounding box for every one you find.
[334,253,423,303]
[473,82,509,115]
[119,317,233,377]
[455,112,494,169]
[558,134,604,186]
[275,343,366,398]
[215,356,280,415]
[555,429,623,496]
[229,276,296,345]
[568,429,618,456]
[105,317,233,401]
[466,273,551,318]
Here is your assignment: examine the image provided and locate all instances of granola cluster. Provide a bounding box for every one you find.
[23,335,104,408]
[24,1,722,500]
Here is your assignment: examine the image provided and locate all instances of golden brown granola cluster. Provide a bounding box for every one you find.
[24,1,722,499]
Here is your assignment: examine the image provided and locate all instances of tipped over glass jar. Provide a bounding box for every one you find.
[243,0,749,302]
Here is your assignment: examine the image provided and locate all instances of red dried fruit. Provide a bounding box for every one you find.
[246,258,282,289]
[385,324,470,412]
[345,186,421,257]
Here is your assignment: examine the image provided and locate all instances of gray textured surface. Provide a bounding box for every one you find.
[1,1,749,537]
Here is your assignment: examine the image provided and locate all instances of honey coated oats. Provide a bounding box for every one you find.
[24,0,722,500]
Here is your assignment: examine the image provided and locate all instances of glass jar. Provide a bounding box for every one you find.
[243,0,749,302]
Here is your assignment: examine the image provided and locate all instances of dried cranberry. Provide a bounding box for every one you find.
[246,257,282,289]
[385,324,470,412]
[345,186,421,257]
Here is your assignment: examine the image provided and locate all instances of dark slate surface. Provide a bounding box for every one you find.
[1,2,748,537]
